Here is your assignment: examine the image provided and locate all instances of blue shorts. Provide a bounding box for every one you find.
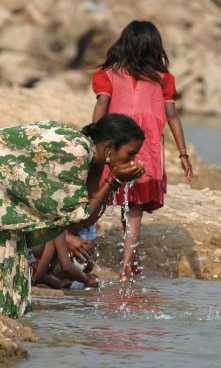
[77,224,97,241]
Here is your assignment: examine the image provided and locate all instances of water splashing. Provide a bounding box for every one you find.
[121,182,144,281]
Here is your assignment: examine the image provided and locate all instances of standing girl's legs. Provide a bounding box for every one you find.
[121,205,143,281]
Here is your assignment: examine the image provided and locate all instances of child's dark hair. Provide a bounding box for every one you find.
[100,20,169,85]
[82,114,144,148]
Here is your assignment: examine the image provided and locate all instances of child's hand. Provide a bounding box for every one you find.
[180,156,193,181]
[65,231,93,260]
[85,273,99,288]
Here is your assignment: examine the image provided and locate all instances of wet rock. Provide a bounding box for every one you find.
[0,314,36,365]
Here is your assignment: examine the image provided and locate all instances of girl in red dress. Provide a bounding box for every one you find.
[92,21,193,281]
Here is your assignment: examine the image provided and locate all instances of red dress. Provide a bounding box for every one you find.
[92,69,177,212]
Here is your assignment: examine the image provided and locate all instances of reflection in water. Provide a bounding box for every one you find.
[85,317,169,353]
[89,283,169,353]
[98,284,164,315]
[18,278,221,368]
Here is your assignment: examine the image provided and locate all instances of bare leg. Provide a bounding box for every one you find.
[32,242,72,289]
[32,241,56,283]
[38,274,71,289]
[121,205,143,281]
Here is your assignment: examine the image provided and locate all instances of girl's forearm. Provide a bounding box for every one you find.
[166,103,193,181]
[166,103,188,155]
[168,117,188,155]
[92,95,110,122]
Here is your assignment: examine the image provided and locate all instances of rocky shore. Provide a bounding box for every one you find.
[0,315,36,366]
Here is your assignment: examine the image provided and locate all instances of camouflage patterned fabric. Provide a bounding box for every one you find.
[0,121,94,318]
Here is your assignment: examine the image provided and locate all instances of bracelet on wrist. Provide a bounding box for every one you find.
[179,153,189,159]
[106,176,122,190]
[113,177,122,185]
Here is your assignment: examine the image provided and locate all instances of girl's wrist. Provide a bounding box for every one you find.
[179,153,189,159]
[105,176,122,190]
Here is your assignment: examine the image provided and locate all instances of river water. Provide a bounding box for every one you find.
[17,277,221,368]
[182,117,221,168]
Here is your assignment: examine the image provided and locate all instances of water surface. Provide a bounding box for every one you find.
[184,125,221,168]
[17,277,221,368]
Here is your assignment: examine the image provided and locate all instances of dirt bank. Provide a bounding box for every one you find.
[97,184,221,280]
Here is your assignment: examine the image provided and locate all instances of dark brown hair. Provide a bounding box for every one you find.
[82,114,144,148]
[100,20,169,84]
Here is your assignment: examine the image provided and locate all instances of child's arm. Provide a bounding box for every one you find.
[166,102,193,181]
[32,241,56,283]
[64,232,94,260]
[92,95,110,122]
[53,232,95,285]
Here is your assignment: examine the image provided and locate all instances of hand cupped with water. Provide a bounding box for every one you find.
[110,161,144,182]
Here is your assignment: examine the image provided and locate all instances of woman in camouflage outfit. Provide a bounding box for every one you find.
[0,114,144,318]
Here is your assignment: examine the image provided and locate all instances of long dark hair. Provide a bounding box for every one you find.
[100,20,169,84]
[82,114,144,148]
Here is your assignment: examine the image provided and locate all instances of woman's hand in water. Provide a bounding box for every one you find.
[110,161,144,182]
[180,155,193,181]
